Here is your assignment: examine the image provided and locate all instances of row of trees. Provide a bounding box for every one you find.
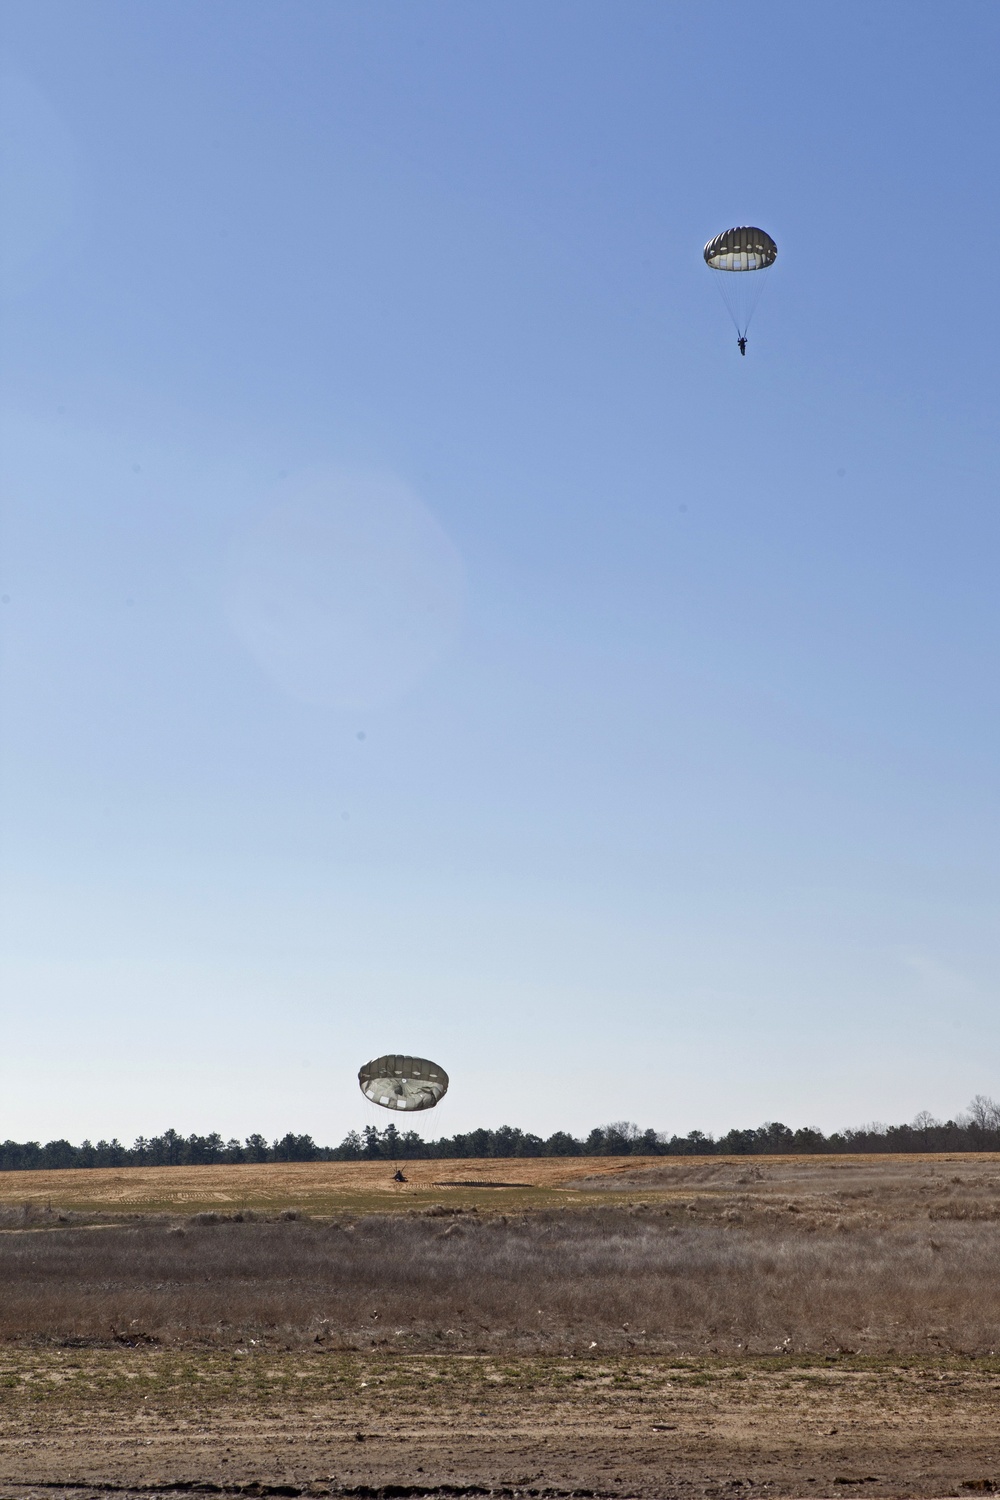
[334,1099,1000,1160]
[2,1098,999,1170]
[0,1130,324,1172]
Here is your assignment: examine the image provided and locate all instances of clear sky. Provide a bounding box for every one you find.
[2,1,998,1147]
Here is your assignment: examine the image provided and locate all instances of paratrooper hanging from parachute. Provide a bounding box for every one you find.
[703,226,777,355]
[358,1053,448,1183]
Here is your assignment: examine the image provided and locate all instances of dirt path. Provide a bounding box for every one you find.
[0,1351,996,1497]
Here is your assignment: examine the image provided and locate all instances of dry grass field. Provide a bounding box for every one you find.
[0,1153,629,1217]
[1,1154,1000,1497]
[3,1148,999,1220]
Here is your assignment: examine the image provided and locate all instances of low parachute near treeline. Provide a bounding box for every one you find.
[359,1054,449,1113]
[704,226,777,354]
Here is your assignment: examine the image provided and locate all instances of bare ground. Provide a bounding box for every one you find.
[0,1350,998,1498]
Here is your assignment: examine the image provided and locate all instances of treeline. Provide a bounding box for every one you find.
[0,1130,325,1172]
[333,1102,1000,1160]
[2,1098,1000,1171]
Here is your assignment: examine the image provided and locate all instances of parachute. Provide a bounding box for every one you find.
[358,1054,448,1112]
[703,226,777,344]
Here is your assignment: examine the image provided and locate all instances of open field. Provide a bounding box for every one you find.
[1,1155,1000,1495]
[3,1150,1000,1221]
[2,1206,1000,1356]
[0,1155,629,1218]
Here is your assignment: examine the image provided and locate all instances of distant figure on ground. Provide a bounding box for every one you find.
[392,1168,407,1183]
[737,336,747,356]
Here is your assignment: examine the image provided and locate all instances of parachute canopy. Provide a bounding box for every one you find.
[359,1054,448,1112]
[703,226,777,339]
[703,226,777,272]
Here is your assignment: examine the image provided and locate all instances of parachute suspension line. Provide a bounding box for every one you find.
[362,1089,379,1159]
[742,265,770,334]
[361,1075,400,1175]
[356,1055,446,1181]
[357,1054,448,1175]
[711,269,743,335]
[710,265,771,339]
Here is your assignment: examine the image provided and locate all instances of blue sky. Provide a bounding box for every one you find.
[2,1,998,1146]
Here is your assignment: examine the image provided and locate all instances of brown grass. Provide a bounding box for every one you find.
[2,1205,1000,1357]
[4,1157,1000,1494]
[3,1149,999,1218]
[0,1155,635,1216]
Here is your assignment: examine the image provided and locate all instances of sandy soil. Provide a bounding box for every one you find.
[0,1349,997,1498]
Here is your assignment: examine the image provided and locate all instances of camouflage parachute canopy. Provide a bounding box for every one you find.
[703,226,777,272]
[359,1054,449,1112]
